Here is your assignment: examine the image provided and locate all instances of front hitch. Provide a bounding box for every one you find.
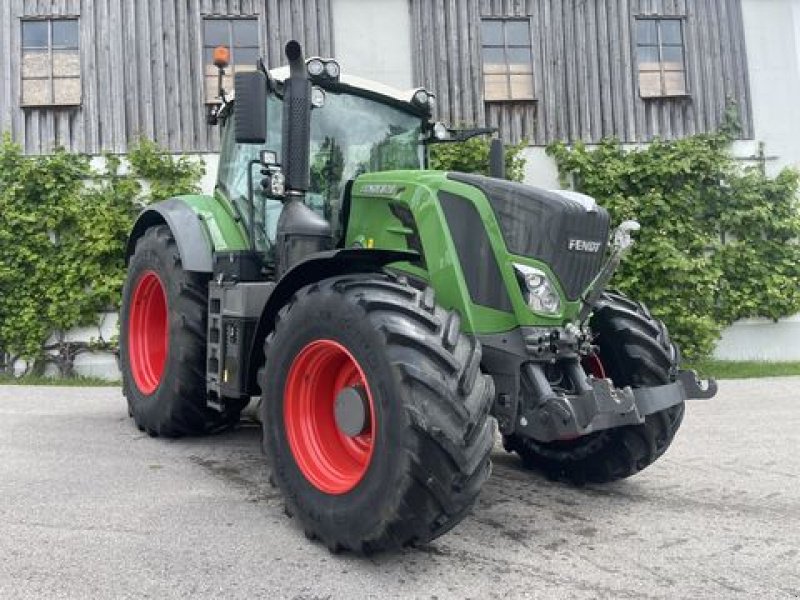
[515,363,717,443]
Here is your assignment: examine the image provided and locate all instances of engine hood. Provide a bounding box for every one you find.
[447,173,610,301]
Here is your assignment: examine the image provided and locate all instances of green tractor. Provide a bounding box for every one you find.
[120,41,716,553]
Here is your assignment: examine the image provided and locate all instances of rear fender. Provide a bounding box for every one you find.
[125,198,214,272]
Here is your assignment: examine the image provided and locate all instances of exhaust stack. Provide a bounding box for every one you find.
[281,40,312,194]
[275,40,333,278]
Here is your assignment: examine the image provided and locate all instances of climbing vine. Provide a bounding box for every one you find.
[429,136,527,182]
[0,135,203,376]
[548,132,800,359]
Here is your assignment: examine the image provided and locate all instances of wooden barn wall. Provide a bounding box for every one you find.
[410,0,753,145]
[0,0,334,154]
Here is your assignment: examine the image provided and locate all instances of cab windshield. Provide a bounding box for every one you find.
[217,90,424,250]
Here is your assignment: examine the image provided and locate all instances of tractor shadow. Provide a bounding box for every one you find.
[157,416,657,562]
[165,416,283,505]
[136,404,664,573]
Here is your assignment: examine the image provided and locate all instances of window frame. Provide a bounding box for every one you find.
[20,16,81,108]
[635,16,689,99]
[480,17,536,103]
[202,15,260,105]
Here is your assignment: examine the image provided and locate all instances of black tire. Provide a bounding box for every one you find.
[120,224,241,437]
[504,291,684,485]
[261,273,495,553]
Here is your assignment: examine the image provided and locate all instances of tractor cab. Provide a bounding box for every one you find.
[213,54,436,271]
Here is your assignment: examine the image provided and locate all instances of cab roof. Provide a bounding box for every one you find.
[268,64,430,116]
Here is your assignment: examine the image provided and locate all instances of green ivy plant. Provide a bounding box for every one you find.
[127,137,205,203]
[429,136,527,182]
[547,132,800,359]
[0,135,203,376]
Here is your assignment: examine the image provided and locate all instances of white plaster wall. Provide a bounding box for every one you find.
[199,153,219,194]
[88,153,218,195]
[741,0,800,175]
[331,0,414,89]
[714,315,800,361]
[520,147,562,189]
[66,312,120,379]
[13,311,120,380]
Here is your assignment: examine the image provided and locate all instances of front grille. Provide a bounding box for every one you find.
[448,173,610,301]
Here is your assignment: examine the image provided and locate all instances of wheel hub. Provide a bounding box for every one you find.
[334,385,369,437]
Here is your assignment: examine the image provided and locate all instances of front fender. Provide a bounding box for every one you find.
[246,248,418,393]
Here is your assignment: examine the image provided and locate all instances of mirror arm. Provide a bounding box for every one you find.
[454,127,497,141]
[424,126,498,145]
[256,57,278,95]
[216,65,227,104]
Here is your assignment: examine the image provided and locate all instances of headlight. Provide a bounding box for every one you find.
[432,122,450,140]
[269,170,285,197]
[413,89,430,105]
[412,88,435,112]
[307,58,325,77]
[324,60,340,79]
[513,263,562,315]
[310,86,326,108]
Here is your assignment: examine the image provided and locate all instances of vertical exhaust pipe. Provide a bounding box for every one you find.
[281,40,311,193]
[275,40,333,278]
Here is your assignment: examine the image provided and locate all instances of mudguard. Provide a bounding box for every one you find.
[125,198,214,273]
[246,247,418,393]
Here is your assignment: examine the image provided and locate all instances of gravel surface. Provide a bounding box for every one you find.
[1,379,798,599]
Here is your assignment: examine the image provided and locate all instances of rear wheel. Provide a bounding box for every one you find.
[504,291,684,484]
[120,225,241,436]
[261,274,495,553]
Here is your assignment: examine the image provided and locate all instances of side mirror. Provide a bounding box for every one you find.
[234,70,267,144]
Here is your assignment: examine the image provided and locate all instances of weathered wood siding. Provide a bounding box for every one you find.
[0,0,333,154]
[410,0,753,145]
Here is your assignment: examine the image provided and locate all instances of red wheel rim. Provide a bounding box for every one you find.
[583,353,607,379]
[284,339,376,495]
[128,271,168,395]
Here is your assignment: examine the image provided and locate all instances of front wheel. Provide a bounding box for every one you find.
[261,274,495,553]
[504,291,684,485]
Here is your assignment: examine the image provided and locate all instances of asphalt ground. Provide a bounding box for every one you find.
[1,378,798,599]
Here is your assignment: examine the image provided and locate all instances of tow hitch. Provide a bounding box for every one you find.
[514,360,717,443]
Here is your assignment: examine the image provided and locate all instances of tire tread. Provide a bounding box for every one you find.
[504,291,684,485]
[264,274,494,553]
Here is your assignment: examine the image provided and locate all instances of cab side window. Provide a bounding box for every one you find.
[216,96,282,249]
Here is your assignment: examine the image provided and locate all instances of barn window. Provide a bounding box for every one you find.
[480,18,534,102]
[203,17,259,103]
[21,18,81,107]
[636,18,688,98]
